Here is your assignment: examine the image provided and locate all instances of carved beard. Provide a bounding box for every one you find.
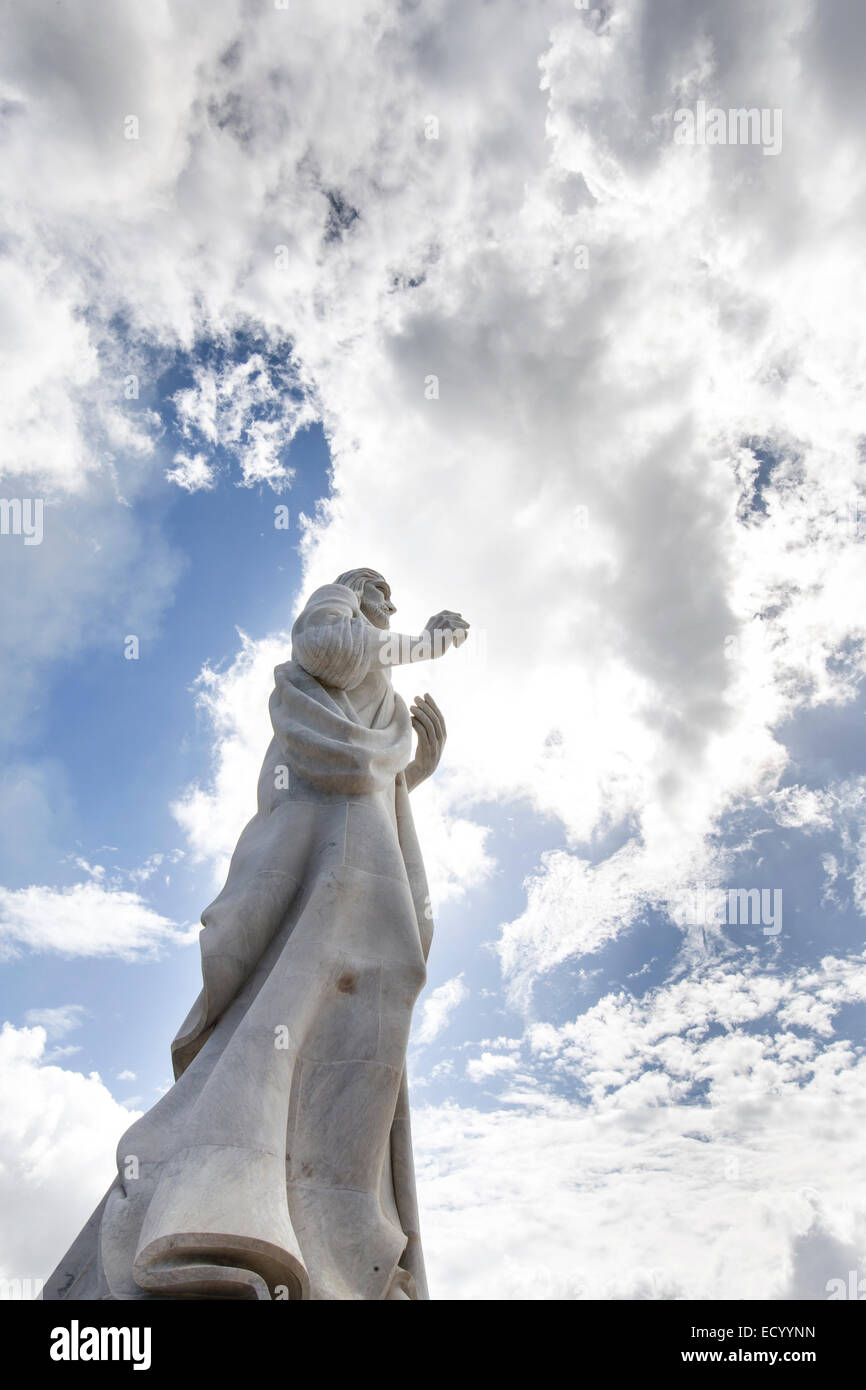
[363,597,391,627]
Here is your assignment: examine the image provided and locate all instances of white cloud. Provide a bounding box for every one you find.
[767,778,866,914]
[465,1051,519,1083]
[0,1024,139,1287]
[413,948,866,1299]
[126,853,168,885]
[0,882,195,961]
[165,451,216,493]
[0,258,100,492]
[404,783,495,909]
[413,1081,866,1300]
[524,951,866,1103]
[23,1005,88,1039]
[171,355,313,489]
[415,974,469,1046]
[72,859,105,881]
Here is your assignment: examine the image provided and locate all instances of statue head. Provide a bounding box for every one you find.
[334,568,396,630]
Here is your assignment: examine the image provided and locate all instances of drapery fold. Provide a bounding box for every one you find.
[44,584,433,1302]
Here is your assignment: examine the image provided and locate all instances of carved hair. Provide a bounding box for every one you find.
[334,568,390,599]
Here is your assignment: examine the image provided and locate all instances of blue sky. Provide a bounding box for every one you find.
[1,371,332,1095]
[2,0,866,1303]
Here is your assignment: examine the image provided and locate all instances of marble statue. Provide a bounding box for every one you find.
[43,570,469,1301]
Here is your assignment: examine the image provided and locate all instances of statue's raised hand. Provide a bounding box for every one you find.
[405,693,447,791]
[375,609,470,668]
[423,610,470,650]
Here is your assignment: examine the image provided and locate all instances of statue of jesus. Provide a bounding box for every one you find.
[44,570,469,1302]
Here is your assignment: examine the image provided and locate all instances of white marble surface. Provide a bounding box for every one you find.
[43,571,468,1301]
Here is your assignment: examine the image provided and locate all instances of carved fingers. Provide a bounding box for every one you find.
[409,693,447,776]
[424,610,469,632]
[419,693,446,741]
[423,610,470,651]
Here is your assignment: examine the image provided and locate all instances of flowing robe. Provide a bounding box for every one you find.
[44,584,433,1301]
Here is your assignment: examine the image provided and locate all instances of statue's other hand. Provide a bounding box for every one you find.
[423,610,470,649]
[405,693,447,791]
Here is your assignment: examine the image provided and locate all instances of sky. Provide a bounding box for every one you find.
[1,0,866,1302]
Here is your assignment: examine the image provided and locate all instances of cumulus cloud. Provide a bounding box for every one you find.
[414,948,866,1300]
[413,1084,866,1300]
[465,1051,519,1083]
[165,451,216,493]
[0,1024,139,1288]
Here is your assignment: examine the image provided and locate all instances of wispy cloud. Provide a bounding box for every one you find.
[416,975,469,1046]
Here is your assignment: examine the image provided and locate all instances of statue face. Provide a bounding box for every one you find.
[359,576,396,629]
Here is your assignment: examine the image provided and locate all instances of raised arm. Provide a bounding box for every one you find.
[376,610,470,667]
